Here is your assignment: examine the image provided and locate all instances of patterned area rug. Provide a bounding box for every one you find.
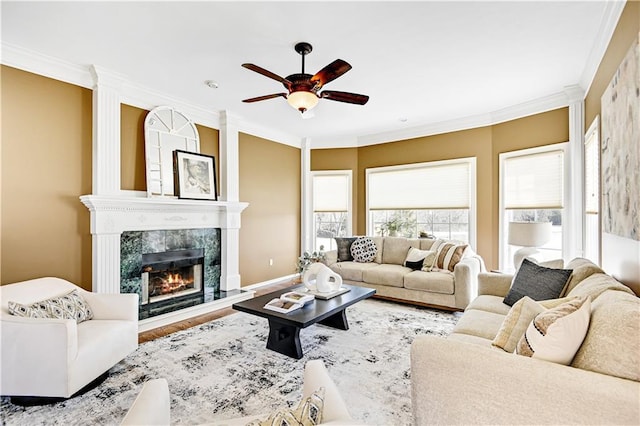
[1,299,460,425]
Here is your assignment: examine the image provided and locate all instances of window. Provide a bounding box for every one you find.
[311,171,352,251]
[366,158,476,245]
[584,117,600,263]
[500,143,568,271]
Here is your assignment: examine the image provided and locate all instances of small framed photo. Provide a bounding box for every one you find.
[173,150,218,201]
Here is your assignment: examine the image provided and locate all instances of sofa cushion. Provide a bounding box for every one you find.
[403,270,454,294]
[516,296,591,365]
[362,263,410,288]
[335,237,357,262]
[419,238,441,251]
[350,237,378,263]
[371,236,384,264]
[466,295,512,316]
[451,309,505,341]
[434,242,468,272]
[492,296,576,353]
[561,258,605,296]
[571,290,640,381]
[381,237,411,265]
[329,262,379,283]
[8,289,94,323]
[567,273,635,301]
[503,258,572,306]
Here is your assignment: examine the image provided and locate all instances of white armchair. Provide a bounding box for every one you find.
[1,277,139,399]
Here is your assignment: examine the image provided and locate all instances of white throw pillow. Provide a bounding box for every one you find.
[350,237,378,263]
[516,296,591,365]
[404,247,435,271]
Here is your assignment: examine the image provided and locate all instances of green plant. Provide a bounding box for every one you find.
[296,246,326,274]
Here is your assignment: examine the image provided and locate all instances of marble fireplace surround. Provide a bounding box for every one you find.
[80,194,252,332]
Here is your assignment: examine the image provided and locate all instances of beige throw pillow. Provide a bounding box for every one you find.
[492,296,575,353]
[516,296,591,365]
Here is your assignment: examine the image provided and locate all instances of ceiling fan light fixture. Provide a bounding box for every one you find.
[287,90,319,113]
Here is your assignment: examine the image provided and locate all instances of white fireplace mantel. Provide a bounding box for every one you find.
[80,193,248,296]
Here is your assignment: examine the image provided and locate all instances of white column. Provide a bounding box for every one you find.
[92,234,122,293]
[90,65,123,195]
[564,85,585,260]
[219,111,240,202]
[89,65,124,293]
[218,111,242,290]
[301,137,313,254]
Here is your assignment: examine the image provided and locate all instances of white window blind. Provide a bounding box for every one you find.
[313,174,349,212]
[504,150,564,209]
[584,132,599,214]
[368,161,470,210]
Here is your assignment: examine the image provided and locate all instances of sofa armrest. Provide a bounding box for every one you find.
[1,316,78,396]
[121,378,170,425]
[411,336,640,425]
[303,360,353,423]
[82,292,139,321]
[452,257,481,309]
[477,272,513,297]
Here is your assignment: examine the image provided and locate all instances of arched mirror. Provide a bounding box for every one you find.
[144,106,200,197]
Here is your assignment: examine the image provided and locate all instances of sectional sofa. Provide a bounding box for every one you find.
[324,236,484,310]
[411,258,640,424]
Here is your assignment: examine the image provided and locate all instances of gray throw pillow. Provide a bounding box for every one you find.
[335,237,357,262]
[503,259,573,306]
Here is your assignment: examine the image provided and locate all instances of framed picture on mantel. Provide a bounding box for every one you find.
[173,150,218,201]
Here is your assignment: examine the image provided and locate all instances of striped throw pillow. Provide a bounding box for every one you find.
[434,242,468,272]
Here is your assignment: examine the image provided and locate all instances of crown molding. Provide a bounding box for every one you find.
[234,116,301,149]
[350,90,571,148]
[579,0,627,95]
[1,41,93,88]
[1,41,220,129]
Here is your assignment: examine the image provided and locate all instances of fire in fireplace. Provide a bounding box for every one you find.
[141,248,205,309]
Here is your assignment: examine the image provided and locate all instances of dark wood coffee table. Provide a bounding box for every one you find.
[232,284,375,359]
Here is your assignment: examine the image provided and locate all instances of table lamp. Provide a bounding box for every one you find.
[508,221,552,269]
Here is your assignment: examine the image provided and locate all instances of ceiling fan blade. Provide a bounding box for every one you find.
[320,90,369,105]
[310,59,352,88]
[242,63,292,89]
[242,93,287,103]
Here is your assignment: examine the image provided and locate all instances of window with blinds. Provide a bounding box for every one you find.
[312,172,351,251]
[499,143,568,271]
[503,150,564,210]
[368,160,472,210]
[313,174,349,212]
[366,159,475,241]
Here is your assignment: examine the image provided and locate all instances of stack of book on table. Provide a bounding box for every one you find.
[263,291,315,313]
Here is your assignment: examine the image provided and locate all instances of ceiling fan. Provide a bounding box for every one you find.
[242,42,369,114]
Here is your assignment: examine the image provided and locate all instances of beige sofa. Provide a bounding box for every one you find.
[411,258,640,425]
[325,237,484,310]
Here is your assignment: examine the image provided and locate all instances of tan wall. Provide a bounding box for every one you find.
[239,133,300,286]
[1,66,93,288]
[310,147,359,232]
[584,2,640,294]
[311,108,569,270]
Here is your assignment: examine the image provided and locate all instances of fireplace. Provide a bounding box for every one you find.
[140,248,205,318]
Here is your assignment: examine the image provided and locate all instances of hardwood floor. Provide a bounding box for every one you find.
[138,280,297,344]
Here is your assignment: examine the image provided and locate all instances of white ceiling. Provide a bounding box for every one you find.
[1,1,617,146]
